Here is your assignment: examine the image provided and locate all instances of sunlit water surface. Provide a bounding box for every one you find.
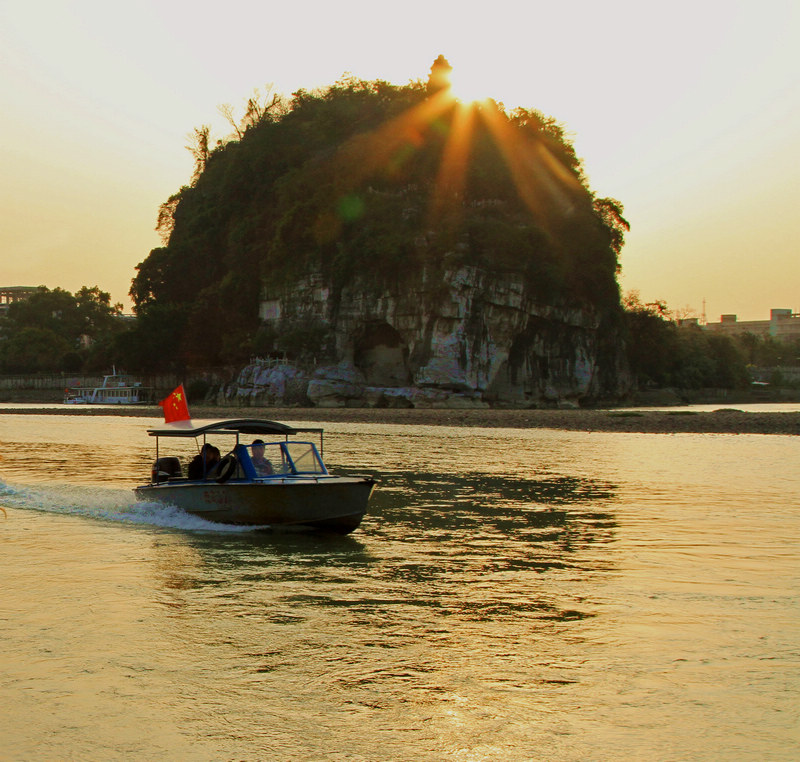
[0,414,798,760]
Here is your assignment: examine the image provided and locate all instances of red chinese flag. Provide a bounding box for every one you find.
[159,385,190,423]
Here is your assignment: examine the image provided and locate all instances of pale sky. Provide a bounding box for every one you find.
[1,0,798,321]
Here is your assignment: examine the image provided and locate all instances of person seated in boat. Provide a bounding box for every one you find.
[250,439,275,476]
[187,444,221,480]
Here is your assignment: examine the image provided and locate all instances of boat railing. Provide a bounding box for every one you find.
[248,355,290,369]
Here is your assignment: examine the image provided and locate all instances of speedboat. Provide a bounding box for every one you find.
[135,418,375,533]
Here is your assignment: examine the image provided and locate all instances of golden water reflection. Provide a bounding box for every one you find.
[1,414,798,759]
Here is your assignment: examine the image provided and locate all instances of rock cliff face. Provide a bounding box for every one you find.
[223,264,628,408]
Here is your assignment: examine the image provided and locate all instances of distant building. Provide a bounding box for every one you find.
[0,286,39,316]
[705,309,800,340]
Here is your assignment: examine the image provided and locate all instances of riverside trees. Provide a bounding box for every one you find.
[0,286,125,373]
[622,293,762,390]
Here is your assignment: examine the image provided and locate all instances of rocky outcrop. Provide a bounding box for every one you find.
[221,264,629,408]
[220,361,309,406]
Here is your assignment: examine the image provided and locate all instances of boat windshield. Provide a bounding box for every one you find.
[242,440,327,477]
[284,442,327,475]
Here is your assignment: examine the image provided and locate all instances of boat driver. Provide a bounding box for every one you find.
[251,439,275,476]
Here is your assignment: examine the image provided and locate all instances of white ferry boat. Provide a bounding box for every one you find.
[64,370,150,405]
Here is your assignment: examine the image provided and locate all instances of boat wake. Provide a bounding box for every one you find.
[0,479,267,533]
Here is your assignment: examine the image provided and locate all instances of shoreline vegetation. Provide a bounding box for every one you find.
[1,403,798,435]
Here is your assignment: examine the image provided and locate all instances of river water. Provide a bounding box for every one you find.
[0,413,797,760]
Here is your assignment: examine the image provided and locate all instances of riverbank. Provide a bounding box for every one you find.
[2,404,799,435]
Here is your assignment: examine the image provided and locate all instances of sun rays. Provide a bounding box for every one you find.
[324,62,586,242]
[430,99,478,224]
[479,103,584,221]
[401,81,582,227]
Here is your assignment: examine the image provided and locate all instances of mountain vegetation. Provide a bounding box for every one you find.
[127,57,629,372]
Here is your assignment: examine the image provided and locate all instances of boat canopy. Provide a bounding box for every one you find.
[146,418,323,438]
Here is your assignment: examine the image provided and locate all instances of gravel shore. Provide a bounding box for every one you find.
[2,404,799,435]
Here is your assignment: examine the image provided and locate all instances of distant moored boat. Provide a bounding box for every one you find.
[64,368,150,405]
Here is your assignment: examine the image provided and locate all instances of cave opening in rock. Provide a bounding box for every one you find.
[353,322,411,386]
